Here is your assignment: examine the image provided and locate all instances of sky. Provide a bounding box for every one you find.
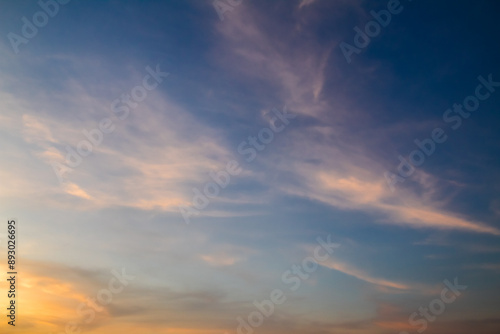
[0,0,499,333]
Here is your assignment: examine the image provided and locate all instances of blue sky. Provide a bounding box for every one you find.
[0,0,499,333]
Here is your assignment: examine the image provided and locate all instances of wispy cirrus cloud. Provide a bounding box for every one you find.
[320,258,412,290]
[1,65,242,212]
[209,2,500,236]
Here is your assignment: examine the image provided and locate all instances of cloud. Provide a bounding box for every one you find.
[276,149,500,235]
[3,259,236,333]
[0,67,241,213]
[199,244,256,267]
[298,0,317,10]
[209,0,500,236]
[64,182,92,199]
[463,263,500,272]
[320,258,412,290]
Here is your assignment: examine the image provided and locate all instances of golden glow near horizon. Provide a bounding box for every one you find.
[1,0,500,333]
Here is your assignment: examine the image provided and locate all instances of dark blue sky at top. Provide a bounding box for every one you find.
[1,1,499,229]
[0,1,499,332]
